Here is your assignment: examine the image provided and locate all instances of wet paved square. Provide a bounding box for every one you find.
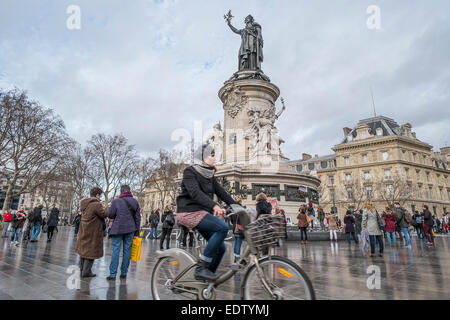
[0,227,449,300]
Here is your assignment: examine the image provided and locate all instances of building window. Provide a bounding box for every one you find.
[364,171,371,181]
[405,168,409,179]
[418,186,422,199]
[321,161,328,169]
[329,176,334,185]
[347,188,353,199]
[366,186,373,199]
[330,189,335,201]
[439,188,443,200]
[428,187,433,199]
[360,131,366,139]
[413,153,416,163]
[423,155,426,165]
[344,156,350,166]
[296,164,302,172]
[384,169,391,180]
[362,154,368,164]
[229,133,236,145]
[382,152,389,161]
[426,172,430,182]
[376,127,383,136]
[401,150,406,161]
[345,173,352,182]
[308,163,315,171]
[386,184,394,197]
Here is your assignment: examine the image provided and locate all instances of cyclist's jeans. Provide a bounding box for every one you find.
[194,213,229,273]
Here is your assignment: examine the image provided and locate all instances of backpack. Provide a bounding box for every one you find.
[3,212,12,222]
[165,214,175,227]
[403,210,412,223]
[415,216,422,224]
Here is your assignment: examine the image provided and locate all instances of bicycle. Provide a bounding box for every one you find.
[151,204,316,300]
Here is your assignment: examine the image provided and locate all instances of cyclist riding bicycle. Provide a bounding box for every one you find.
[176,144,238,281]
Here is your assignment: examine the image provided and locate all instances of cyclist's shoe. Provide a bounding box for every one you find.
[194,260,218,281]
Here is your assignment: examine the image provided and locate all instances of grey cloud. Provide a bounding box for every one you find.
[0,0,449,161]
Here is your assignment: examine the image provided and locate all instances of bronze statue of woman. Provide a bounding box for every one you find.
[226,14,264,71]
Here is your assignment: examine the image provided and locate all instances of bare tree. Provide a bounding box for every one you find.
[0,89,74,211]
[85,133,137,206]
[374,170,415,207]
[147,150,187,211]
[0,89,16,167]
[37,170,74,217]
[338,175,368,211]
[63,144,95,214]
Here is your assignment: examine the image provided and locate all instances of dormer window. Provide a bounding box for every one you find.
[376,127,383,136]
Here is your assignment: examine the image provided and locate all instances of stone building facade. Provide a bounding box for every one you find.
[1,173,74,217]
[290,116,450,219]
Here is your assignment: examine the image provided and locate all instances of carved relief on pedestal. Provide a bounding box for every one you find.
[222,82,248,119]
[206,122,224,164]
[245,100,286,159]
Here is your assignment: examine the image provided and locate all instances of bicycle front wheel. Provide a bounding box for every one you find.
[151,257,198,300]
[241,255,315,300]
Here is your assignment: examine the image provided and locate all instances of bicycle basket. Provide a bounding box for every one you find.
[245,215,287,252]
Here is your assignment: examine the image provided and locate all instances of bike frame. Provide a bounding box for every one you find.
[156,206,279,299]
[167,238,273,297]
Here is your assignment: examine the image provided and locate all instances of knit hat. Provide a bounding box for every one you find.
[194,144,215,164]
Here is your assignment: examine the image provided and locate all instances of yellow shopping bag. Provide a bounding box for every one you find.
[130,237,142,262]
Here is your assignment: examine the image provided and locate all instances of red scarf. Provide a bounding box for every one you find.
[119,192,133,198]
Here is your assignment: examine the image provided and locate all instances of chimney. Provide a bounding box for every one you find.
[314,154,318,158]
[343,127,351,136]
[302,153,312,161]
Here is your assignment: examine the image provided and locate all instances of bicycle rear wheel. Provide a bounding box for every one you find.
[241,255,315,300]
[151,257,198,300]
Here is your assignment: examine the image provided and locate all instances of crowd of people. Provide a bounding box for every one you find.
[294,200,449,257]
[0,205,64,245]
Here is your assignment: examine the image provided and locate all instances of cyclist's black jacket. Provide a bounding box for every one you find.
[176,166,237,213]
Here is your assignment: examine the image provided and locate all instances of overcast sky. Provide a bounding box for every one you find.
[1,0,449,160]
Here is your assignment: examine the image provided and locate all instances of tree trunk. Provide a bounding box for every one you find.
[2,175,18,211]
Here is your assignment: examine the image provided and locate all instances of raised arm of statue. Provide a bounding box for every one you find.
[227,21,241,35]
[276,106,285,119]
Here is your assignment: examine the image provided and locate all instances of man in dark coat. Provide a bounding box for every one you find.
[149,210,160,239]
[317,206,326,231]
[354,209,363,238]
[106,185,141,280]
[47,207,59,242]
[75,187,107,277]
[30,205,43,242]
[344,210,358,244]
[393,202,411,248]
[422,205,434,246]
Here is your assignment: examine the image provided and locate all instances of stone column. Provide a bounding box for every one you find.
[218,78,280,167]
